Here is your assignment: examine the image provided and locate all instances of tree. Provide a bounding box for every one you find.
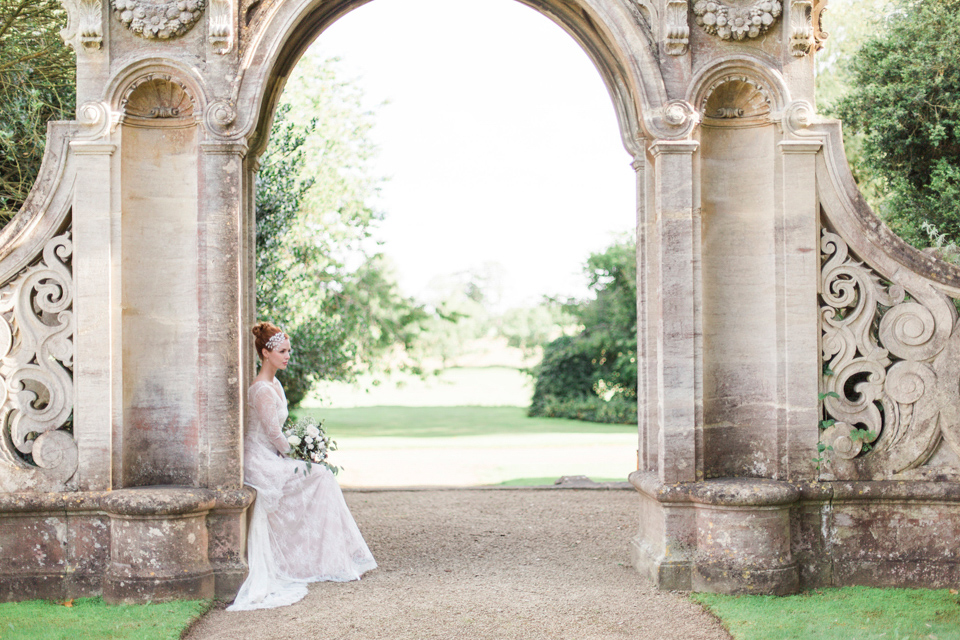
[257,53,427,407]
[529,235,637,424]
[833,0,960,250]
[0,1,75,222]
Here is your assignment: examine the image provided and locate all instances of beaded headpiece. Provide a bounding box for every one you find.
[264,330,287,352]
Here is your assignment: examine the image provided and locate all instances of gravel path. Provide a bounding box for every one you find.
[188,489,730,640]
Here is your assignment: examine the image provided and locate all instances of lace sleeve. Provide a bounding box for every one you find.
[251,384,291,455]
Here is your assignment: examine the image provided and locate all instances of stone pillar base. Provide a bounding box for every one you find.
[631,471,800,594]
[102,487,217,604]
[631,472,960,593]
[0,486,254,604]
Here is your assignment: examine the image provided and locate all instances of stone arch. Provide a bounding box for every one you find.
[235,0,678,158]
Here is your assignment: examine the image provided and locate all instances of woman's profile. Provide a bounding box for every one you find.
[228,322,377,611]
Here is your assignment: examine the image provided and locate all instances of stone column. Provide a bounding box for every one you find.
[70,140,118,491]
[197,141,248,490]
[635,153,655,472]
[649,140,701,484]
[776,140,822,480]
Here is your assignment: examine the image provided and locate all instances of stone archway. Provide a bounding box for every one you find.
[4,0,960,604]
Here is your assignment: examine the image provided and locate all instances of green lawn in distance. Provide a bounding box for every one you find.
[693,587,960,640]
[293,406,635,438]
[0,597,212,640]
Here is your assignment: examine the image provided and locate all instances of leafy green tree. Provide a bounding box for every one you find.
[258,54,427,407]
[529,235,637,423]
[833,0,960,249]
[0,1,75,221]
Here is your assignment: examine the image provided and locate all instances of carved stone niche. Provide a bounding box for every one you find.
[700,76,772,126]
[120,76,196,123]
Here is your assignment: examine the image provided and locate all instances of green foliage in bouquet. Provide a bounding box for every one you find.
[282,416,340,476]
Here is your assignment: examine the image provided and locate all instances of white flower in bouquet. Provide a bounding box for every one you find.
[281,415,340,476]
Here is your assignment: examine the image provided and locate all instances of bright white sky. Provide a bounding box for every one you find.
[305,0,635,309]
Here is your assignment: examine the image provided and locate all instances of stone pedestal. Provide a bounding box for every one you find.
[0,486,253,603]
[631,472,799,594]
[632,471,960,592]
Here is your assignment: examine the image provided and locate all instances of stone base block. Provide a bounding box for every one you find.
[0,485,255,604]
[630,536,692,591]
[631,472,960,593]
[692,563,799,595]
[103,571,215,605]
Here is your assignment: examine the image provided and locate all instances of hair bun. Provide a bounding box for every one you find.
[252,321,283,358]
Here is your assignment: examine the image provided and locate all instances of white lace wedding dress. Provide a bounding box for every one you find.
[227,379,377,611]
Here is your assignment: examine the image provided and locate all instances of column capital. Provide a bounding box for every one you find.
[778,140,823,155]
[199,141,249,157]
[649,140,699,157]
[70,141,117,156]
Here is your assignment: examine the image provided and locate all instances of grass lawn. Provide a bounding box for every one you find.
[0,597,211,640]
[293,405,635,439]
[693,587,960,640]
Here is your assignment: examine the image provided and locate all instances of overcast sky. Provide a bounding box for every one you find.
[305,0,635,308]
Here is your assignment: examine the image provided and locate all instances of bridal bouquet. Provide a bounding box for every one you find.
[282,416,340,476]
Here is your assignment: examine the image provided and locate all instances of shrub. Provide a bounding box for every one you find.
[531,394,637,425]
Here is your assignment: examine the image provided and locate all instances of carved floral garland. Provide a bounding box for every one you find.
[693,0,782,41]
[111,0,206,39]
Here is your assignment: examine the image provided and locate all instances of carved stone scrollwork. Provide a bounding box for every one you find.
[0,232,76,487]
[652,99,700,139]
[665,0,690,56]
[208,0,233,53]
[789,0,815,57]
[204,100,238,138]
[693,0,782,41]
[60,0,104,51]
[820,228,960,480]
[110,0,207,40]
[812,0,829,51]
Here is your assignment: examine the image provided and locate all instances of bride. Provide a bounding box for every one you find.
[228,322,377,611]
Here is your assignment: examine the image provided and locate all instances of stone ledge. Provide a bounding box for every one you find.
[629,471,800,506]
[101,486,218,516]
[0,486,255,514]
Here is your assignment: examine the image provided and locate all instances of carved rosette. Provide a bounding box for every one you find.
[110,0,206,40]
[693,0,782,41]
[0,232,76,487]
[820,228,960,480]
